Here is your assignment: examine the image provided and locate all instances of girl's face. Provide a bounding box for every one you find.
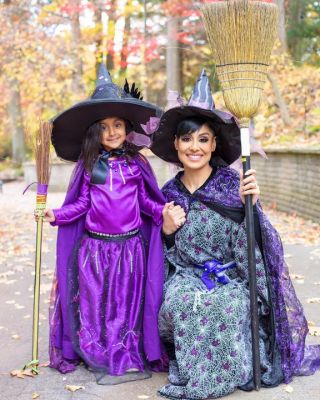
[100,117,126,151]
[174,123,216,170]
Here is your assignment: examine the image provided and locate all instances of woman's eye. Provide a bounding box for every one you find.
[199,137,209,143]
[115,123,123,129]
[181,136,191,142]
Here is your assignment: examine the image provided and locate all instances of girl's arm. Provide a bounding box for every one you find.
[51,172,91,226]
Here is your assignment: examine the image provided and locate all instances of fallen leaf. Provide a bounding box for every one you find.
[10,368,35,379]
[307,298,320,304]
[14,304,25,310]
[309,327,320,337]
[65,385,85,392]
[284,385,294,393]
[23,315,31,319]
[290,273,304,280]
[137,396,151,399]
[32,393,40,399]
[308,321,316,327]
[10,370,25,379]
[39,361,49,367]
[11,334,20,340]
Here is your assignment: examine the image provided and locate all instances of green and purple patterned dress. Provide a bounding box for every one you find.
[158,168,283,399]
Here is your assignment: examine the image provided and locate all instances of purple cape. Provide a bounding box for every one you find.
[162,166,320,383]
[49,155,165,373]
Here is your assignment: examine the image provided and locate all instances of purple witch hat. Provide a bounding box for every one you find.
[152,69,241,166]
[52,64,162,162]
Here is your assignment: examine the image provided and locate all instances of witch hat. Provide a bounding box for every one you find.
[52,64,162,162]
[151,69,241,166]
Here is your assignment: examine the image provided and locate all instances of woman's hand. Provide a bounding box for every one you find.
[162,201,186,235]
[34,208,56,223]
[239,169,260,205]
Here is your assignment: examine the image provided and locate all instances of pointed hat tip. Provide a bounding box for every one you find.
[96,63,113,86]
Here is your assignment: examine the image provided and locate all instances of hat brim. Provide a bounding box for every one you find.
[52,98,162,162]
[151,106,241,166]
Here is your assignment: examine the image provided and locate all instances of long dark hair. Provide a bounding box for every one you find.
[80,119,139,172]
[175,117,227,167]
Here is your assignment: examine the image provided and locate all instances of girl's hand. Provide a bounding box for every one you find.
[162,201,186,235]
[239,169,260,205]
[34,208,56,223]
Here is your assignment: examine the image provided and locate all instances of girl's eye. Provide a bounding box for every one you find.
[115,123,123,129]
[181,136,191,142]
[199,137,209,143]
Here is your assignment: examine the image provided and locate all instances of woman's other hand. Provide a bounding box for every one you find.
[162,201,186,235]
[239,169,260,205]
[34,208,56,223]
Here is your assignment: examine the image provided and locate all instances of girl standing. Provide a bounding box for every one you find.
[46,65,169,384]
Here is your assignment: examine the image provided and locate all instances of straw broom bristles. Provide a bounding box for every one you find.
[35,121,52,184]
[201,0,278,127]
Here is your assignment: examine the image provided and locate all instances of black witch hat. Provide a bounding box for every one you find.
[151,69,241,166]
[52,64,162,162]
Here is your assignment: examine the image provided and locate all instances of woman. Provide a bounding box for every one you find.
[151,70,320,399]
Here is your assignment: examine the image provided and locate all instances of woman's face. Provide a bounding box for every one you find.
[174,123,216,170]
[100,117,126,151]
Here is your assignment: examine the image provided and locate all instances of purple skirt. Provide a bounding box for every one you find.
[69,231,147,376]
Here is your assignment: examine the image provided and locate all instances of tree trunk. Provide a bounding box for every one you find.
[8,78,25,165]
[166,17,182,97]
[69,0,84,96]
[275,0,288,52]
[120,13,130,77]
[268,73,291,126]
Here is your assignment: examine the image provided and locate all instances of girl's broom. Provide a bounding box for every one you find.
[24,121,52,374]
[200,0,278,390]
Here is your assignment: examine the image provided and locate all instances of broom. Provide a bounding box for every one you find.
[24,121,52,374]
[200,0,278,390]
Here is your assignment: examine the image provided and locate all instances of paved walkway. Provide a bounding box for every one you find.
[0,181,319,400]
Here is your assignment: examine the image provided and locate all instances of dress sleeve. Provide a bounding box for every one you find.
[52,172,91,226]
[137,171,163,226]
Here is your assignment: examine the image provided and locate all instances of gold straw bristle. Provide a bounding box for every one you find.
[35,121,52,184]
[201,0,278,126]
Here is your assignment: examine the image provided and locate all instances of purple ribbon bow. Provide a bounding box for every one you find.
[195,260,237,291]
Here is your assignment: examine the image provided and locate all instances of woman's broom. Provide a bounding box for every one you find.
[24,121,52,374]
[200,0,278,390]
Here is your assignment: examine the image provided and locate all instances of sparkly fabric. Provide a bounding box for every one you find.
[159,201,281,399]
[159,167,320,398]
[69,233,147,375]
[49,156,166,379]
[52,157,163,233]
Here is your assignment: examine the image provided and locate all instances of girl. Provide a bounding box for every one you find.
[45,65,171,384]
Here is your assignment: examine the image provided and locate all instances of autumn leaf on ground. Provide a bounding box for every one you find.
[309,327,320,337]
[11,334,20,340]
[65,385,85,392]
[307,298,320,304]
[10,368,35,379]
[32,393,40,399]
[283,385,294,393]
[138,396,151,399]
[290,274,304,284]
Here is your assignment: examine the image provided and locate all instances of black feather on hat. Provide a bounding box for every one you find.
[151,69,241,166]
[52,64,162,162]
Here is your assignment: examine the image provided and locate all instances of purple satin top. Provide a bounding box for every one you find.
[53,157,163,233]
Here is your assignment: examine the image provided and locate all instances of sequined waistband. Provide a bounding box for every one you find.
[87,228,139,241]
